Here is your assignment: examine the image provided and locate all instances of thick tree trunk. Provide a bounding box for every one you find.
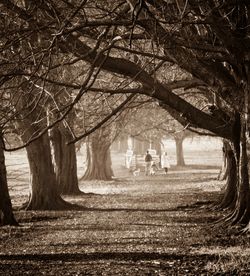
[14,93,76,210]
[0,135,18,226]
[217,145,237,210]
[217,140,229,181]
[82,133,114,181]
[231,121,250,225]
[221,114,250,227]
[175,136,185,166]
[51,125,81,195]
[24,132,70,210]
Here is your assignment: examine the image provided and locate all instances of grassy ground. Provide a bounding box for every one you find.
[1,145,250,275]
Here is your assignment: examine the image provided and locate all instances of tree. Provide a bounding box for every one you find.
[1,0,250,230]
[48,83,81,195]
[174,133,186,167]
[0,0,233,140]
[16,106,70,210]
[83,127,114,180]
[215,140,237,211]
[122,101,198,166]
[50,122,80,195]
[75,91,137,180]
[10,82,76,209]
[0,131,18,225]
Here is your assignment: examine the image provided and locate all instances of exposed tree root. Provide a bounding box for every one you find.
[19,195,84,211]
[239,223,250,234]
[211,209,237,227]
[0,212,19,226]
[212,206,250,230]
[61,189,86,196]
[81,174,113,181]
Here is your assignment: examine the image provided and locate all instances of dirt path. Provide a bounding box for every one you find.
[1,168,250,275]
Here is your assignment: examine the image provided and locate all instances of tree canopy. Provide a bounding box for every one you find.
[2,0,249,143]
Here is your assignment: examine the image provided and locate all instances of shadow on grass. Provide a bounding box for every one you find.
[176,200,215,210]
[189,177,219,183]
[16,205,216,225]
[17,216,61,223]
[170,164,220,171]
[16,207,181,218]
[0,251,220,262]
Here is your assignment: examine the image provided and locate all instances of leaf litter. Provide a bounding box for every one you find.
[0,168,250,275]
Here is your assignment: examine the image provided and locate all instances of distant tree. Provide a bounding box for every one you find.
[123,101,199,166]
[83,126,114,180]
[173,132,186,167]
[75,92,135,180]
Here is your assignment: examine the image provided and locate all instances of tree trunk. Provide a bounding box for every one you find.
[51,124,81,195]
[217,145,237,210]
[82,132,114,181]
[175,136,185,166]
[221,114,250,227]
[24,132,71,210]
[231,119,250,225]
[13,85,78,210]
[217,140,229,181]
[0,134,18,226]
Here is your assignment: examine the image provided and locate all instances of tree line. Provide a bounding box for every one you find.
[0,0,249,232]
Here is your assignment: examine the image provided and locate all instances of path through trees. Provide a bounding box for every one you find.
[1,159,250,275]
[0,0,250,232]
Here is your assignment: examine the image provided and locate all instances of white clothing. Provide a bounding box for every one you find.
[161,154,170,168]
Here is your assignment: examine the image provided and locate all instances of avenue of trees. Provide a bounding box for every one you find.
[0,0,250,232]
[119,101,194,166]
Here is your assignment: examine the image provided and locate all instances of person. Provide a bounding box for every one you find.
[150,161,158,175]
[161,151,170,174]
[145,150,153,176]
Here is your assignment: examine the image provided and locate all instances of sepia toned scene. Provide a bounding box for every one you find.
[0,1,250,275]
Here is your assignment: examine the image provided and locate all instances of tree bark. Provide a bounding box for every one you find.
[175,136,185,166]
[231,119,250,225]
[0,134,18,226]
[24,131,71,210]
[14,88,77,210]
[217,140,229,181]
[217,144,237,210]
[219,114,250,227]
[51,124,81,195]
[82,131,114,181]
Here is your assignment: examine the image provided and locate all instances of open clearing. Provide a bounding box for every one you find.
[1,142,250,275]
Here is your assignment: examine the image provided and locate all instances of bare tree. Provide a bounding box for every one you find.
[1,0,250,230]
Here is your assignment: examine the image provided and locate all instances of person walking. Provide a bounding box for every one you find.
[161,151,170,174]
[145,150,153,176]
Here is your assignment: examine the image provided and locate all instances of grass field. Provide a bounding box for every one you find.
[1,138,250,275]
